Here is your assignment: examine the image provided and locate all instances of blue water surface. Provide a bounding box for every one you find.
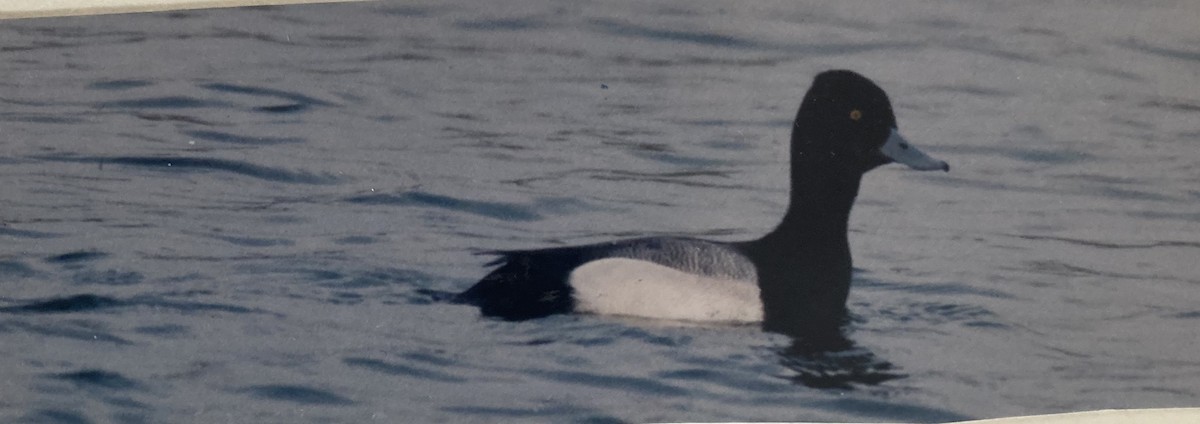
[2,1,1198,423]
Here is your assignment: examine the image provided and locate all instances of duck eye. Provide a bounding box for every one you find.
[849,109,862,121]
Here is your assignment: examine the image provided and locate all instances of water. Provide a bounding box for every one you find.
[2,1,1198,422]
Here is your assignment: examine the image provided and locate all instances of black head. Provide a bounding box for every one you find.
[792,70,899,173]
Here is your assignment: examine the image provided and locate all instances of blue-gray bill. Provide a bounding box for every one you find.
[880,129,950,172]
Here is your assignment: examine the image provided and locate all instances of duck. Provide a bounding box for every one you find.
[455,70,949,338]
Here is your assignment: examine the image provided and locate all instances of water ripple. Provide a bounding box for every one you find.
[21,409,92,424]
[0,294,124,314]
[1,321,131,345]
[133,112,218,126]
[35,155,342,185]
[182,130,305,145]
[456,17,548,31]
[199,82,336,107]
[45,251,108,264]
[0,293,277,316]
[0,260,39,278]
[817,398,972,423]
[528,369,689,396]
[873,301,1002,329]
[50,369,144,391]
[1114,39,1200,63]
[1009,234,1200,250]
[591,18,756,48]
[240,385,354,406]
[96,96,231,109]
[778,339,905,390]
[441,404,619,421]
[0,226,62,239]
[343,357,466,383]
[86,79,153,90]
[345,191,542,221]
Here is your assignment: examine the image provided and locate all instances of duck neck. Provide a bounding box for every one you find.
[762,152,862,254]
[746,151,864,338]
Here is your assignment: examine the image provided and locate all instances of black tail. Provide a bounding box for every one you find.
[456,250,583,320]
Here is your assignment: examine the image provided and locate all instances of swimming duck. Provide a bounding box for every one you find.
[456,70,949,337]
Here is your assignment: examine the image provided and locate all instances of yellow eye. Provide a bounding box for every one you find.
[849,109,862,121]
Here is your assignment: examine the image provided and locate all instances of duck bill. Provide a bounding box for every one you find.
[879,129,950,172]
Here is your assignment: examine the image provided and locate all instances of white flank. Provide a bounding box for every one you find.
[569,258,763,323]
